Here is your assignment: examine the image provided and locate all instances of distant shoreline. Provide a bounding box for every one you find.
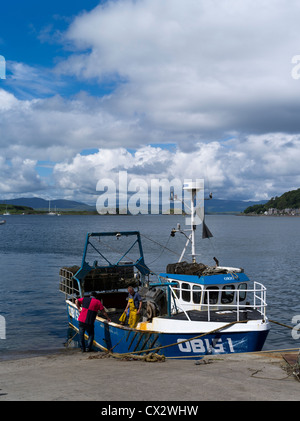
[238,213,300,217]
[2,210,299,217]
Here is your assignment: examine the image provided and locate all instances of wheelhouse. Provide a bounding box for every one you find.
[159,271,251,312]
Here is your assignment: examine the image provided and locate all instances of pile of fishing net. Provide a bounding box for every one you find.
[166,261,231,276]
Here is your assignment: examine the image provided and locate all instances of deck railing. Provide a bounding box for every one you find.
[168,281,267,322]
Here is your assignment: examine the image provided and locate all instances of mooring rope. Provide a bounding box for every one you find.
[269,319,295,330]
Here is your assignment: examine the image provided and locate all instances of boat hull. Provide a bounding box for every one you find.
[66,301,269,359]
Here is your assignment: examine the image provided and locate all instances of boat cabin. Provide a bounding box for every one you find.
[159,269,250,312]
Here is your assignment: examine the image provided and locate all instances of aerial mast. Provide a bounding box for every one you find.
[171,180,204,263]
[183,181,202,263]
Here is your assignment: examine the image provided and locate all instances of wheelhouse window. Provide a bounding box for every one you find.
[238,283,247,301]
[204,286,219,304]
[192,285,202,304]
[221,285,235,304]
[181,283,191,302]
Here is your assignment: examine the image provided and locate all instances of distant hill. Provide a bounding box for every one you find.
[0,196,266,214]
[2,197,95,211]
[205,198,267,214]
[244,188,300,214]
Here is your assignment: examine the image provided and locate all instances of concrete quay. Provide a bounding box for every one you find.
[0,349,299,401]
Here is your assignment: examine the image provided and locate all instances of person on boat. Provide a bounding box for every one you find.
[76,292,111,352]
[123,286,142,328]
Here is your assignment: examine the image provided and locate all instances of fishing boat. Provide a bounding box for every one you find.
[59,182,270,359]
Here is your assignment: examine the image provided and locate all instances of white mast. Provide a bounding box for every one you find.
[190,186,196,262]
[172,180,204,263]
[48,200,56,215]
[184,181,202,263]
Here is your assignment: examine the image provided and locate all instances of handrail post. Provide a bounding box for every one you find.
[207,290,210,322]
[237,290,239,322]
[169,285,191,321]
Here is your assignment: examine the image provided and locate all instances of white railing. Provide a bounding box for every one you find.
[168,282,267,322]
[253,281,267,318]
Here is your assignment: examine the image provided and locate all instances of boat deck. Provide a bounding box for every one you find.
[104,306,265,325]
[166,307,264,323]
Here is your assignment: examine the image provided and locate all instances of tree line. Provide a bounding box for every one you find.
[244,188,300,214]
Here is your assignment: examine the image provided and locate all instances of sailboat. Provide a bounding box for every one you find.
[48,200,56,216]
[59,181,270,358]
[3,205,10,216]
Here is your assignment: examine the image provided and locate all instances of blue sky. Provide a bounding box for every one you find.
[1,1,108,98]
[1,0,300,204]
[0,1,100,66]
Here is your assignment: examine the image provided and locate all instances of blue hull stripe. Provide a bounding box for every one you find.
[67,303,269,358]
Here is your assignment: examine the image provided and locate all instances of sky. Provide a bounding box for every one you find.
[1,0,300,205]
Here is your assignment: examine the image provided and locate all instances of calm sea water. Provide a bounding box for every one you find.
[0,213,299,360]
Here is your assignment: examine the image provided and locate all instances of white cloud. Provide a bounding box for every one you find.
[0,157,45,195]
[57,0,300,140]
[2,0,300,201]
[0,89,145,162]
[52,135,300,203]
[0,89,20,111]
[6,62,64,99]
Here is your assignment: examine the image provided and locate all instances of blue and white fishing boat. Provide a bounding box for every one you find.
[59,182,270,359]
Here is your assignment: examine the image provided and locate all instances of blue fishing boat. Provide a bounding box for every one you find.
[59,182,270,359]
